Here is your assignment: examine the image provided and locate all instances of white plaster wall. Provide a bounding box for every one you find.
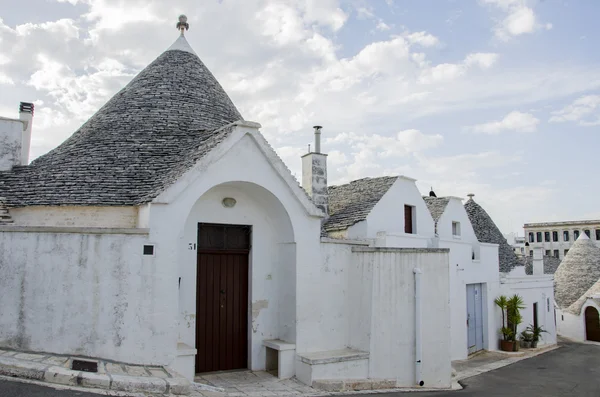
[351,248,451,388]
[9,206,138,228]
[500,276,557,347]
[557,310,584,341]
[0,230,172,365]
[0,118,23,171]
[365,177,435,239]
[148,126,322,376]
[436,198,478,244]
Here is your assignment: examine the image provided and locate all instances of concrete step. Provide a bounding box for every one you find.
[312,378,396,392]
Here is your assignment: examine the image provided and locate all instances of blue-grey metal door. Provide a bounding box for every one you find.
[467,284,484,354]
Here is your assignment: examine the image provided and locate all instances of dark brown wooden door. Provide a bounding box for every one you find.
[585,306,600,342]
[196,224,250,373]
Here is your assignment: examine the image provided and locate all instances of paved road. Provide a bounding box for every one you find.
[1,341,599,396]
[379,340,600,397]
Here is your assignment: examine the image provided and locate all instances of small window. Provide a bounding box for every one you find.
[552,231,558,242]
[544,231,550,242]
[545,250,551,256]
[563,231,570,242]
[574,230,580,240]
[452,221,461,237]
[529,232,534,243]
[564,249,569,256]
[404,205,415,234]
[553,249,559,258]
[536,232,543,242]
[529,250,533,257]
[584,229,591,238]
[596,229,600,241]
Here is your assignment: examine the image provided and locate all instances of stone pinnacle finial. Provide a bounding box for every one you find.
[467,193,475,199]
[177,14,189,36]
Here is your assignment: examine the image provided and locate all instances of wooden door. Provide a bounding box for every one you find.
[196,224,250,373]
[466,284,484,354]
[585,306,600,342]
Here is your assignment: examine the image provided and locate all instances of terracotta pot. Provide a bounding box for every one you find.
[500,340,514,352]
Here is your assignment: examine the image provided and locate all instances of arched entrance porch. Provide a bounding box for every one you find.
[179,181,296,375]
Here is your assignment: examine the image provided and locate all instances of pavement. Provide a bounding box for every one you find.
[0,348,190,395]
[2,340,598,397]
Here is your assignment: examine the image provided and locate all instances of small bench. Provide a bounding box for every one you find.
[263,339,296,379]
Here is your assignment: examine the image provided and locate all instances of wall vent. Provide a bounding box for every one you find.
[71,359,98,373]
[143,245,155,256]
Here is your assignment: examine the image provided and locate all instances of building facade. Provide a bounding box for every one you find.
[524,220,600,259]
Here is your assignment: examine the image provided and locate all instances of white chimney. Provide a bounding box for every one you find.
[301,126,328,216]
[532,247,544,275]
[19,102,34,165]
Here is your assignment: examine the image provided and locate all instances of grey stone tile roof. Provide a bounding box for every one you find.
[567,278,600,315]
[0,36,242,207]
[423,196,450,223]
[324,176,398,232]
[554,234,600,310]
[464,198,523,273]
[522,256,562,275]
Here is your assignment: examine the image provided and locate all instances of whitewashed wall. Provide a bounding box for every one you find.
[350,247,451,388]
[0,118,23,171]
[0,229,174,365]
[500,272,557,347]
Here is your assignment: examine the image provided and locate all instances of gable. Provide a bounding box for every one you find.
[436,198,478,242]
[366,176,434,237]
[153,122,323,218]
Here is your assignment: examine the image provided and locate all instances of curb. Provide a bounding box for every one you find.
[0,355,191,395]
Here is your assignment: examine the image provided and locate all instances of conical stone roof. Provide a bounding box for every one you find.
[554,233,600,311]
[0,35,242,207]
[464,197,522,273]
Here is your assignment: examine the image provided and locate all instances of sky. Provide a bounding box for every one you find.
[0,0,599,235]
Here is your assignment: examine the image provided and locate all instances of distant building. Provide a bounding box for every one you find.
[523,220,600,259]
[504,232,526,256]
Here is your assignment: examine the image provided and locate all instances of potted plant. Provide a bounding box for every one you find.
[526,324,548,348]
[495,295,515,351]
[520,330,533,348]
[506,294,525,352]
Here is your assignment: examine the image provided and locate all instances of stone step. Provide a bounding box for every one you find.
[312,379,397,392]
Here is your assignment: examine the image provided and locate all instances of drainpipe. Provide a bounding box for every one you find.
[414,268,424,387]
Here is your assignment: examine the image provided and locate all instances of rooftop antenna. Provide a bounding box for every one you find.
[177,14,189,36]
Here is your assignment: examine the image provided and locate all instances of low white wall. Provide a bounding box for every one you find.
[557,310,584,341]
[351,247,451,388]
[500,274,557,347]
[9,206,138,228]
[0,229,174,365]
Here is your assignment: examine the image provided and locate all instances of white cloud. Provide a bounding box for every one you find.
[482,0,549,40]
[549,95,600,126]
[467,111,540,134]
[405,32,439,47]
[418,52,498,84]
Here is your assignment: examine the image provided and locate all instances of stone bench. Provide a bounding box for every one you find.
[263,339,296,379]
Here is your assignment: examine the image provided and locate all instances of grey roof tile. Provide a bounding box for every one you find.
[464,198,523,273]
[554,235,600,310]
[423,196,450,223]
[0,36,242,207]
[324,176,397,232]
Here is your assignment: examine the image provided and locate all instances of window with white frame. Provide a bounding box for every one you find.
[452,221,461,237]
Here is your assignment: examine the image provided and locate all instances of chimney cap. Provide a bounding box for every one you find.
[313,125,322,131]
[467,193,475,199]
[19,102,34,115]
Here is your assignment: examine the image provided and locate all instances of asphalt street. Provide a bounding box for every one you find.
[0,341,598,396]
